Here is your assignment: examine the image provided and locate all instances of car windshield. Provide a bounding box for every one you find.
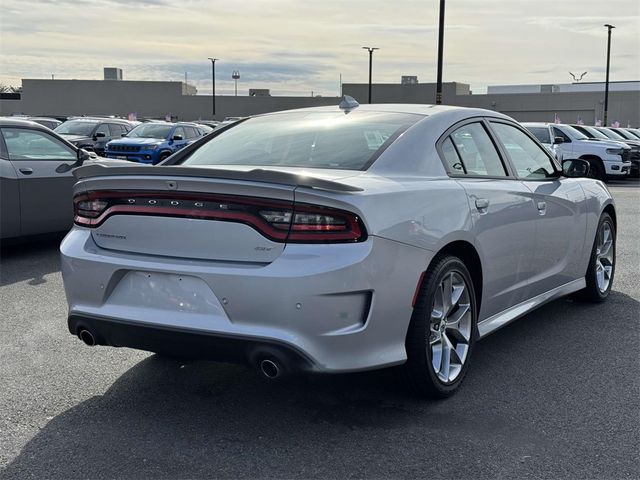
[612,129,636,140]
[181,111,421,170]
[127,123,173,139]
[559,125,588,140]
[599,128,625,140]
[54,121,97,136]
[579,126,609,139]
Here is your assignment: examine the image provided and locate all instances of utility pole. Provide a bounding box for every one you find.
[603,24,615,126]
[362,46,379,103]
[207,57,218,117]
[435,0,446,105]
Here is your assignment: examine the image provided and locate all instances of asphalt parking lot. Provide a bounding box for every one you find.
[1,181,638,480]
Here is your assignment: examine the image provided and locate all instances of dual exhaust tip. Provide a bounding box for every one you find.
[259,359,281,379]
[78,328,285,380]
[78,329,96,347]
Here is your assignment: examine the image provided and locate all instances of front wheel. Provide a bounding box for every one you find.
[575,213,616,302]
[402,255,478,398]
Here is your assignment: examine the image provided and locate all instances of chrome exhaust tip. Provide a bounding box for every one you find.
[259,359,281,379]
[78,329,96,347]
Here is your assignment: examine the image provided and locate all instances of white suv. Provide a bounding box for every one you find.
[523,122,631,181]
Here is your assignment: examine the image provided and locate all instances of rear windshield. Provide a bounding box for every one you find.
[180,111,421,170]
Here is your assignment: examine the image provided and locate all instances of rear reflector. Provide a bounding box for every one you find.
[74,190,366,243]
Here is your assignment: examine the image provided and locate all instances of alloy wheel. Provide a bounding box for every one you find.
[428,271,473,384]
[595,222,614,293]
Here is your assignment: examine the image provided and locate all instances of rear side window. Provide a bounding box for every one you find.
[180,111,420,170]
[448,122,507,176]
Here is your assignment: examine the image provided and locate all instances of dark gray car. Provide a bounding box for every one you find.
[54,118,133,156]
[0,118,98,240]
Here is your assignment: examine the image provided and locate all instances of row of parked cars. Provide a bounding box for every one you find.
[16,115,215,162]
[523,122,640,180]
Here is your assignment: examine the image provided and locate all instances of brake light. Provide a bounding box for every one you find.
[73,191,366,243]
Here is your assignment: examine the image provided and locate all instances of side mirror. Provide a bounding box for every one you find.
[95,132,106,138]
[172,134,183,141]
[562,159,590,178]
[553,136,564,144]
[121,133,127,137]
[55,148,92,173]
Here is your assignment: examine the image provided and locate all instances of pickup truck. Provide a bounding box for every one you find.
[522,122,631,181]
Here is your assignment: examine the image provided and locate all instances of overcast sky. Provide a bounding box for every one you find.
[1,0,638,96]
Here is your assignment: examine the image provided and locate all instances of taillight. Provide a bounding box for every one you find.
[73,191,366,243]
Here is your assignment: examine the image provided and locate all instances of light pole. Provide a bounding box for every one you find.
[435,0,446,105]
[232,70,240,96]
[603,24,615,126]
[208,57,218,117]
[362,46,379,103]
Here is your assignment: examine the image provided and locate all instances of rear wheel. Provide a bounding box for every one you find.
[402,255,477,398]
[575,213,615,302]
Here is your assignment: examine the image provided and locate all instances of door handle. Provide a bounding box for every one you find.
[19,168,34,175]
[475,198,489,213]
[537,201,547,215]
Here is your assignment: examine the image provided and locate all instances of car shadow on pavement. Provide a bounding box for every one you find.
[0,235,64,287]
[3,291,639,480]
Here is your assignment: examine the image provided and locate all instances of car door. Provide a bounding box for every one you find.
[489,120,587,296]
[0,133,21,239]
[1,127,78,236]
[440,120,539,321]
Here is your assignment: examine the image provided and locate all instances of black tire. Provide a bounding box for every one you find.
[156,152,171,164]
[402,255,478,398]
[575,212,616,302]
[586,158,606,182]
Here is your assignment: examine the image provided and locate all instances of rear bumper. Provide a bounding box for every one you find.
[61,228,431,373]
[68,314,313,372]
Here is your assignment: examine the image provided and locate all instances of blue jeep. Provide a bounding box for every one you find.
[105,122,204,164]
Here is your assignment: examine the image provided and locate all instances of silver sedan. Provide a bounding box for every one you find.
[60,101,616,397]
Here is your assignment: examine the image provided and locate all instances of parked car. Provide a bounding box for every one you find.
[0,117,111,240]
[571,125,640,178]
[27,117,63,130]
[54,118,134,156]
[61,103,616,398]
[523,122,631,181]
[623,128,640,140]
[104,121,204,164]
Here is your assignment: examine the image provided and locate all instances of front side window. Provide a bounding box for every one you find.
[181,111,420,170]
[95,124,109,137]
[527,126,551,144]
[448,122,507,176]
[491,122,557,180]
[552,127,572,143]
[109,124,124,137]
[1,128,76,161]
[173,127,186,139]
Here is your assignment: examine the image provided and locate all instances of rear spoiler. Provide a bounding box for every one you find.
[73,164,363,193]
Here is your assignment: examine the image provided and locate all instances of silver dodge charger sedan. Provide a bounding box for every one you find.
[61,101,616,397]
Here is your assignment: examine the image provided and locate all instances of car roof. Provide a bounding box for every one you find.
[0,117,53,129]
[268,103,505,118]
[65,117,132,124]
[27,116,61,122]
